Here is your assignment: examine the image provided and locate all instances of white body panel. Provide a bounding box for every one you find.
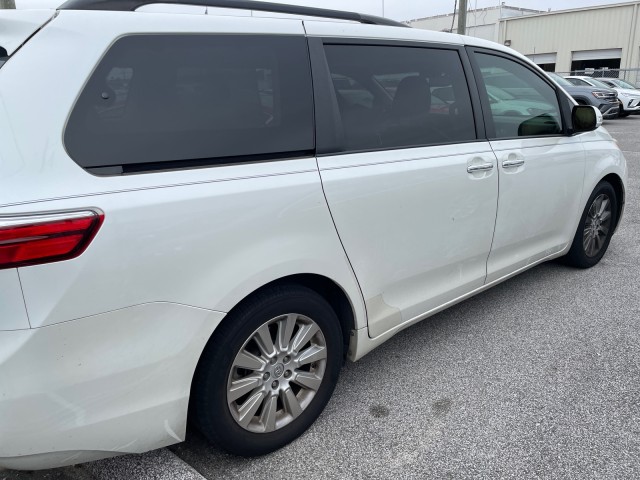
[0,11,365,469]
[486,136,586,282]
[0,9,628,470]
[0,11,365,330]
[0,9,53,56]
[579,128,628,210]
[0,269,30,330]
[319,144,498,338]
[8,164,362,329]
[0,303,224,470]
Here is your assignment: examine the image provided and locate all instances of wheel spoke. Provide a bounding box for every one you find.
[237,390,265,428]
[282,387,303,418]
[234,350,265,371]
[254,324,276,358]
[593,196,603,216]
[277,314,297,352]
[259,394,278,432]
[293,371,322,391]
[291,323,319,353]
[296,344,327,366]
[228,375,262,402]
[598,197,609,216]
[594,232,604,251]
[584,234,594,256]
[600,209,611,222]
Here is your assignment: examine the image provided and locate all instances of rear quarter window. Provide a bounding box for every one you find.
[64,35,314,172]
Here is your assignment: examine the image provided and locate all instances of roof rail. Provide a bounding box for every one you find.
[57,0,409,28]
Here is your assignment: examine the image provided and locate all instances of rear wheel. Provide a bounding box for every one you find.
[191,284,343,456]
[564,181,618,268]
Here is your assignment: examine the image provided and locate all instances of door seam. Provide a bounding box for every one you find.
[314,159,370,338]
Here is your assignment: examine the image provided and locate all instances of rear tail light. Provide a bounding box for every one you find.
[0,210,104,269]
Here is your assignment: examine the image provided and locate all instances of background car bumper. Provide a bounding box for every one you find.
[599,103,620,119]
[622,98,640,112]
[0,303,224,470]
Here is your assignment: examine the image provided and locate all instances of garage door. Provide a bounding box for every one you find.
[572,48,622,61]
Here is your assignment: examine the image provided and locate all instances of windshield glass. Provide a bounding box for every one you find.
[612,78,638,89]
[589,78,611,89]
[0,46,7,69]
[548,73,572,86]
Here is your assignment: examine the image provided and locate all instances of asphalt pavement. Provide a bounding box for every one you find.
[3,116,639,480]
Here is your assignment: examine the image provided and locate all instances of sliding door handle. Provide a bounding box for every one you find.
[502,159,525,168]
[467,163,494,173]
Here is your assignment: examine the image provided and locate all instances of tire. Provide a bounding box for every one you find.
[191,284,343,456]
[619,109,630,118]
[564,181,618,268]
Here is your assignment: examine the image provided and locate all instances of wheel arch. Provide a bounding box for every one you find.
[187,273,358,427]
[200,273,358,362]
[601,172,625,230]
[254,274,357,358]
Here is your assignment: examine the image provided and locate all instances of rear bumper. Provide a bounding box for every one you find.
[0,303,223,470]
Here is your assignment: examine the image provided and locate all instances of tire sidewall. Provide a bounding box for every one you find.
[568,181,618,268]
[193,285,343,456]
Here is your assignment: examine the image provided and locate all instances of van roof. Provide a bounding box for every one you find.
[58,0,407,27]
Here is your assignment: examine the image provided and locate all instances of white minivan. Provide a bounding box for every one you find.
[0,0,627,470]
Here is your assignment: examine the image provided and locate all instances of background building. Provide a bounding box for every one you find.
[410,2,640,80]
[408,4,542,41]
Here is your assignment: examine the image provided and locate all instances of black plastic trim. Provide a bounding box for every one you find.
[57,0,408,27]
[316,139,491,159]
[319,37,456,48]
[307,37,344,155]
[458,45,486,141]
[86,150,315,176]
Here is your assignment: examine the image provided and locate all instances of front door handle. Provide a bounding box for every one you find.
[502,159,525,168]
[467,163,494,173]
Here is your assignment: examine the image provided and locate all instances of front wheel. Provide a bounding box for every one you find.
[191,284,343,456]
[564,181,618,268]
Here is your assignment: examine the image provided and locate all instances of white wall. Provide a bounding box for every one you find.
[499,2,640,71]
[409,6,541,38]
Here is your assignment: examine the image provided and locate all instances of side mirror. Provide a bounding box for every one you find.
[572,105,602,133]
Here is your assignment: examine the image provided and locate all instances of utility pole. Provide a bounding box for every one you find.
[0,0,16,8]
[457,0,467,35]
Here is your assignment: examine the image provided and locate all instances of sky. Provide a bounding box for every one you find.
[15,0,639,21]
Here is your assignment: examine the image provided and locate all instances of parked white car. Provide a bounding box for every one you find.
[0,0,627,471]
[565,75,640,117]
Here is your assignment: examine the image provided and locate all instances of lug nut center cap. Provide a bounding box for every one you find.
[273,363,285,378]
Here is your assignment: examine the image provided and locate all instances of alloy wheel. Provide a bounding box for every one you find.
[226,313,327,433]
[583,193,612,257]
